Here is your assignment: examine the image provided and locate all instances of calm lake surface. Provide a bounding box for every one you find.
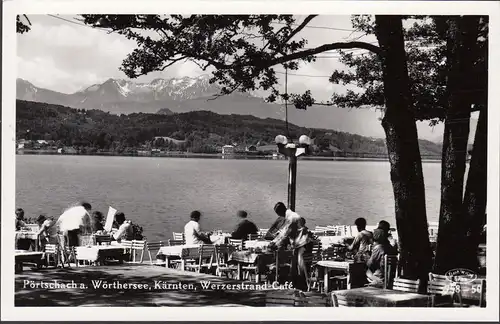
[16,155,442,242]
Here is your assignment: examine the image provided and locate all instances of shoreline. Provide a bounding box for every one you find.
[16,150,444,163]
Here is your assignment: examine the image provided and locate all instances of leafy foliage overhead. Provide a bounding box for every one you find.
[80,15,380,104]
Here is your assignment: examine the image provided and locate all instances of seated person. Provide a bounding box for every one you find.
[231,210,258,240]
[366,229,397,288]
[91,211,105,233]
[264,202,288,240]
[348,217,373,263]
[184,210,211,245]
[36,214,58,250]
[15,208,31,250]
[377,220,398,250]
[15,208,27,231]
[110,212,133,242]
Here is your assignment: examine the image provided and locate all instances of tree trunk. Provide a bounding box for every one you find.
[433,16,481,274]
[461,105,487,271]
[374,16,433,288]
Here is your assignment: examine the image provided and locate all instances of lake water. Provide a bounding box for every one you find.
[15,155,442,242]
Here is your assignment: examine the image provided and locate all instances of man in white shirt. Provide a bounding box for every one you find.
[184,211,211,245]
[56,202,92,247]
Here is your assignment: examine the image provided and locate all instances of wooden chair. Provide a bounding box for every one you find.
[143,241,165,265]
[172,232,184,241]
[457,279,486,307]
[228,239,243,250]
[95,235,111,245]
[427,273,457,307]
[265,290,303,307]
[126,240,146,263]
[214,244,237,278]
[384,254,399,289]
[305,240,323,291]
[44,243,61,268]
[300,291,331,307]
[247,234,259,241]
[393,277,420,293]
[185,244,215,273]
[331,292,363,307]
[168,239,185,246]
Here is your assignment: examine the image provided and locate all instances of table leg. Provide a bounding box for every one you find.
[324,268,329,293]
[347,270,351,290]
[237,262,243,281]
[255,273,261,283]
[181,259,185,271]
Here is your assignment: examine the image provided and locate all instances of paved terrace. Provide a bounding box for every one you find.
[15,264,269,307]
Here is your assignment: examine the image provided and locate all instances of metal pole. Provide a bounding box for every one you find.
[287,154,297,211]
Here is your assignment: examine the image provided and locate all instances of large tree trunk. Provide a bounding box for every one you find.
[434,16,481,274]
[374,16,433,289]
[461,105,487,271]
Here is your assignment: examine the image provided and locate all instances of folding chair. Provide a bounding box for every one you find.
[428,272,458,307]
[185,244,215,273]
[168,239,185,246]
[393,277,420,293]
[214,244,237,278]
[384,254,399,289]
[172,232,185,241]
[228,239,243,250]
[143,241,165,265]
[305,240,323,292]
[127,240,146,263]
[44,243,60,268]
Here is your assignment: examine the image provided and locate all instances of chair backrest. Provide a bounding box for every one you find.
[331,292,363,307]
[214,244,234,265]
[303,240,322,265]
[265,290,302,307]
[384,254,399,289]
[168,239,185,246]
[393,277,420,293]
[228,239,243,250]
[146,241,164,251]
[95,235,111,245]
[173,232,184,240]
[427,279,452,296]
[44,243,58,253]
[247,233,259,241]
[131,240,146,250]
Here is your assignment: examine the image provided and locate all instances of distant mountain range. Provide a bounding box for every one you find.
[16,76,478,145]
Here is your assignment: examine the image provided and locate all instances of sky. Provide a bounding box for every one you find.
[17,14,470,142]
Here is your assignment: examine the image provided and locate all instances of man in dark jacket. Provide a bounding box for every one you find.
[264,202,287,240]
[231,210,258,240]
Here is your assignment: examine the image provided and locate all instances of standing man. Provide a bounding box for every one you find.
[184,210,211,245]
[56,202,92,247]
[15,208,31,250]
[231,210,259,240]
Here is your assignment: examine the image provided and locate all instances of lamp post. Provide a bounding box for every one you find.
[275,134,311,211]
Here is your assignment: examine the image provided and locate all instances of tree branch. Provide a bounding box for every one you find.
[270,41,382,67]
[158,56,188,71]
[283,15,317,44]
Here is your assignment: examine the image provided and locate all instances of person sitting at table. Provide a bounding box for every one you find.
[231,210,259,240]
[366,228,397,288]
[377,220,398,250]
[15,208,27,231]
[348,217,373,263]
[15,208,32,250]
[184,210,212,245]
[91,211,105,233]
[264,202,288,240]
[36,214,58,250]
[110,212,133,242]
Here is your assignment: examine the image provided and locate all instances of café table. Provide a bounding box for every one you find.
[75,245,126,265]
[15,231,39,251]
[15,250,44,272]
[229,250,293,283]
[332,286,430,307]
[244,240,271,250]
[156,245,201,271]
[316,260,366,291]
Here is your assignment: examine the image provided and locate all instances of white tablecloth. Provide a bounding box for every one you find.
[15,231,38,240]
[244,240,271,249]
[157,245,200,258]
[210,234,231,245]
[75,246,125,262]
